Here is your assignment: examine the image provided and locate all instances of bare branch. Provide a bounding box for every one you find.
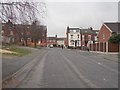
[0,1,46,24]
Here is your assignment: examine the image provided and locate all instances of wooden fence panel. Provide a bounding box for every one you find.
[108,42,119,52]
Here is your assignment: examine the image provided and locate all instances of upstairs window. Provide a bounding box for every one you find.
[10,31,13,35]
[73,30,76,32]
[88,35,91,41]
[71,34,73,39]
[77,34,79,38]
[103,34,105,39]
[82,35,84,41]
[76,30,79,32]
[95,36,98,41]
[1,30,4,34]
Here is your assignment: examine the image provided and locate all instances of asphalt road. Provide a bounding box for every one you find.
[3,48,118,88]
[2,47,46,79]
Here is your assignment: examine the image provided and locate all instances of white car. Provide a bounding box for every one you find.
[50,44,53,48]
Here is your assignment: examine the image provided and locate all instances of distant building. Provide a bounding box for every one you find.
[57,37,66,47]
[89,22,120,52]
[47,35,57,47]
[2,20,47,47]
[66,26,81,48]
[39,26,47,47]
[97,22,120,52]
[2,20,17,44]
[98,22,120,43]
[81,28,98,47]
[66,26,98,49]
[47,35,66,47]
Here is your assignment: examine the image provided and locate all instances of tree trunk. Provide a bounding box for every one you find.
[25,40,28,46]
[118,42,120,55]
[34,39,37,48]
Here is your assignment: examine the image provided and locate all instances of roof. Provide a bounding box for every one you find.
[67,26,80,33]
[47,37,57,40]
[81,29,98,34]
[104,22,120,33]
[57,38,66,40]
[68,28,80,30]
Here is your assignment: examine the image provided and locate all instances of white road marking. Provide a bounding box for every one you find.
[60,52,98,88]
[97,62,118,74]
[103,78,106,81]
[98,62,101,65]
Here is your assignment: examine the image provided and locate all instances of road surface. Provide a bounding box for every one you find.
[3,48,118,88]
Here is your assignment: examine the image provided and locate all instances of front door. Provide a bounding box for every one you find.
[75,40,77,47]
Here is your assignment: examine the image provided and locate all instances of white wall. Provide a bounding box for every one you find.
[57,40,65,46]
[68,32,81,47]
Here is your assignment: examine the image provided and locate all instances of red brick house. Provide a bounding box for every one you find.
[2,20,18,44]
[47,35,57,47]
[16,25,47,47]
[98,23,119,42]
[90,22,120,52]
[81,28,98,48]
[57,37,66,47]
[2,20,47,47]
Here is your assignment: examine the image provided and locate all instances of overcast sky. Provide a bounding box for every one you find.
[0,0,118,37]
[46,2,118,37]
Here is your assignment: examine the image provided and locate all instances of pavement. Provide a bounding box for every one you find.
[2,47,118,88]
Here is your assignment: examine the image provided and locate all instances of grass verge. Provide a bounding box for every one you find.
[2,45,31,57]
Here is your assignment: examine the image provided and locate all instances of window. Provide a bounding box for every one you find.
[42,33,44,37]
[95,36,98,41]
[76,30,79,32]
[70,30,73,32]
[10,31,13,35]
[78,34,79,38]
[82,35,84,41]
[88,35,91,41]
[1,30,4,35]
[103,34,105,39]
[70,40,74,45]
[71,34,73,39]
[73,30,76,32]
[78,41,79,45]
[27,32,29,35]
[21,32,23,35]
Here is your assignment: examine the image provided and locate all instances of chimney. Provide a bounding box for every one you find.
[55,34,57,38]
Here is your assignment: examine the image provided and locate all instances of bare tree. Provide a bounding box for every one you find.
[31,20,42,48]
[0,1,46,24]
[0,0,46,47]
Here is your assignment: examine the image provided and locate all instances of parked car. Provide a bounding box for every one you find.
[50,44,53,48]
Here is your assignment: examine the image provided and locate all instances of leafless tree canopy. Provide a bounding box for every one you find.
[0,0,46,24]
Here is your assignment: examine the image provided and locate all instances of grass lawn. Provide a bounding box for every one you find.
[2,45,31,56]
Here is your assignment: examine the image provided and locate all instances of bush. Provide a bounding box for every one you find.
[109,34,120,43]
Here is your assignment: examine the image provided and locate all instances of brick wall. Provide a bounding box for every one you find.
[98,24,111,43]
